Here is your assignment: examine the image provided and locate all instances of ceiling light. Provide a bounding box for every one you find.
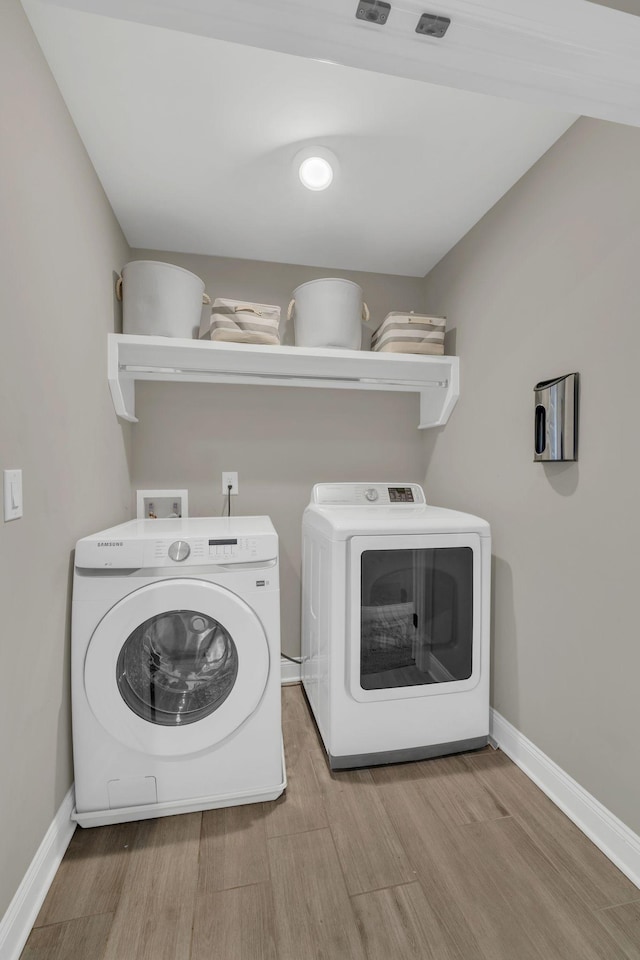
[294,146,338,192]
[299,156,333,191]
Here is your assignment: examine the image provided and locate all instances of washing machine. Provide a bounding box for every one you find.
[301,483,491,769]
[72,516,285,827]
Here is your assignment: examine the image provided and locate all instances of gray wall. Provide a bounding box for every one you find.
[130,250,428,658]
[0,0,132,916]
[422,117,640,834]
[587,0,640,16]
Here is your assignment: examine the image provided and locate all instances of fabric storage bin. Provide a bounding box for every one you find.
[200,299,281,345]
[117,261,210,339]
[371,312,446,355]
[288,278,369,350]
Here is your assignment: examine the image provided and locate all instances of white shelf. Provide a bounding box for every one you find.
[108,334,459,429]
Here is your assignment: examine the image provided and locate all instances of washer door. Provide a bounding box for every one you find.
[85,578,270,757]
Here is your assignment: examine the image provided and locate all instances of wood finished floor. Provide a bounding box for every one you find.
[23,684,640,960]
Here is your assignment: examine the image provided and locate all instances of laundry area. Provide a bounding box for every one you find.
[3,0,640,958]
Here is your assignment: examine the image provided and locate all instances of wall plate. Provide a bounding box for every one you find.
[136,489,188,519]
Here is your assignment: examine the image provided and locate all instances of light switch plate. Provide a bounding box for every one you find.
[4,469,23,521]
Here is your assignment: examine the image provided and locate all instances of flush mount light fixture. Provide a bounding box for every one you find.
[294,147,338,192]
[299,156,333,191]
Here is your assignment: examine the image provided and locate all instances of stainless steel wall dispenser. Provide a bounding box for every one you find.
[534,373,579,462]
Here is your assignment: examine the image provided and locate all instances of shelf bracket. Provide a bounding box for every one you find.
[418,360,459,428]
[108,337,138,421]
[109,372,137,422]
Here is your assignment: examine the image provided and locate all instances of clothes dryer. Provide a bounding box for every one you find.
[302,484,490,769]
[72,517,284,827]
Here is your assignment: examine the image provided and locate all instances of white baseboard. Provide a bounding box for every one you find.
[280,655,301,685]
[0,786,76,960]
[490,708,640,890]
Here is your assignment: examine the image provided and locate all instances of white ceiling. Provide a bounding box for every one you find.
[24,1,576,276]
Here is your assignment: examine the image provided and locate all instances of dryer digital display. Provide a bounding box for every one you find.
[388,487,414,502]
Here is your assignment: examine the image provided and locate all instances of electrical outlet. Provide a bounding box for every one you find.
[221,472,239,496]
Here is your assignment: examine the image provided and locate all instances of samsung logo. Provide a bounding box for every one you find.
[97,541,123,547]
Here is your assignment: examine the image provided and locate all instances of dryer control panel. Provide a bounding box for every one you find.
[312,483,426,506]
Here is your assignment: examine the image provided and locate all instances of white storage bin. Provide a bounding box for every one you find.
[288,278,369,350]
[117,261,210,339]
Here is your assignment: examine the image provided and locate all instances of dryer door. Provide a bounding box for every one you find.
[348,533,482,703]
[84,578,270,757]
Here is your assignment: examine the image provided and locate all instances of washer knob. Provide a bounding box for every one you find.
[168,540,190,562]
[365,488,379,502]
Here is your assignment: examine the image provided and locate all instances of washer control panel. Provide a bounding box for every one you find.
[168,540,190,562]
[312,483,426,506]
[149,535,265,566]
[207,537,259,561]
[75,523,277,569]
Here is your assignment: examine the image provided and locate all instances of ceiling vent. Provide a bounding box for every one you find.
[415,13,451,37]
[355,1,391,25]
